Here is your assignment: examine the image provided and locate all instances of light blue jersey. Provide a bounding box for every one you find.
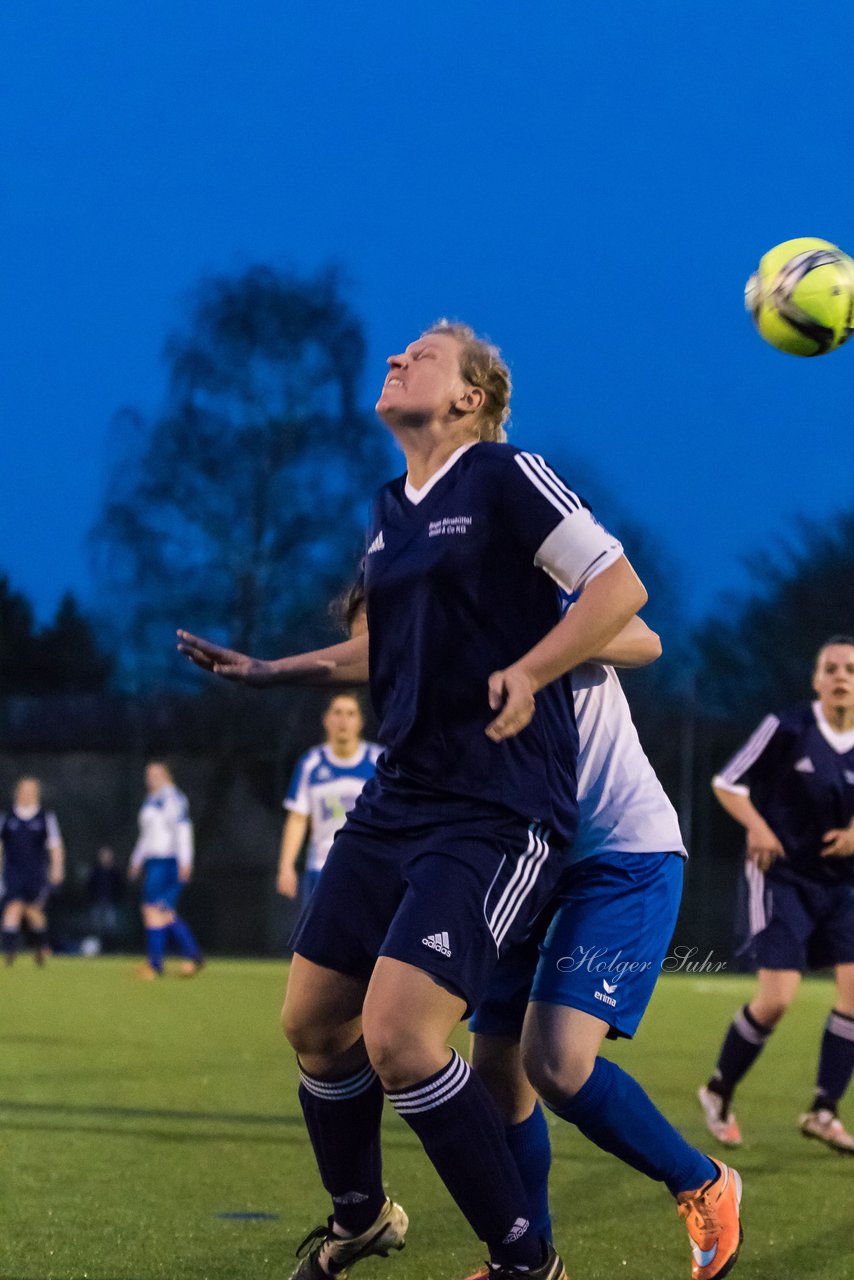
[285,743,382,871]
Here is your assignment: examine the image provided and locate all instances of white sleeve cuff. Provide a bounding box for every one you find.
[534,509,624,594]
[712,775,750,797]
[284,799,310,815]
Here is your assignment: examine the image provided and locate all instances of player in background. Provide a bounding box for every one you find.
[0,776,64,966]
[178,320,649,1280]
[128,761,203,979]
[278,693,382,905]
[698,636,854,1154]
[468,633,742,1280]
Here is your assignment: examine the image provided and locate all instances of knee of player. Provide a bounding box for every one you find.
[522,1039,594,1105]
[750,998,791,1027]
[362,1019,433,1090]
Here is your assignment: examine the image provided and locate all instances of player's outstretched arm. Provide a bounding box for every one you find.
[176,631,370,687]
[486,556,647,742]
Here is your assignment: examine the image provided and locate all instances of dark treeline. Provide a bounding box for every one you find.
[2,263,852,955]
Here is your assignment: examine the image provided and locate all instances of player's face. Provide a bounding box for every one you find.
[324,698,363,747]
[812,644,854,711]
[375,333,469,428]
[14,778,40,809]
[145,763,170,793]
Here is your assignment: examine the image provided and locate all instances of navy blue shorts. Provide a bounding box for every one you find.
[142,857,182,910]
[289,810,565,1014]
[741,860,854,970]
[3,867,50,907]
[300,869,324,907]
[471,850,684,1041]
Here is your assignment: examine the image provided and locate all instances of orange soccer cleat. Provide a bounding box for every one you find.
[134,962,161,981]
[676,1158,743,1280]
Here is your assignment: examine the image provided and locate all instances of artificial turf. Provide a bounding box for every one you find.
[1,958,850,1280]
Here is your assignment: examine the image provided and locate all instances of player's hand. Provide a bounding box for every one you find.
[176,631,274,685]
[821,827,854,858]
[485,666,536,742]
[178,868,191,883]
[745,821,784,872]
[277,866,299,898]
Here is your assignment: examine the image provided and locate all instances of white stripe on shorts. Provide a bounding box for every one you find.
[486,824,550,952]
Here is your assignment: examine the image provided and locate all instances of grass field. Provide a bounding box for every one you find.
[1,958,851,1280]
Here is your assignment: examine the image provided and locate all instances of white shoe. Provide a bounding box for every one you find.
[799,1108,854,1154]
[289,1198,408,1278]
[697,1085,743,1147]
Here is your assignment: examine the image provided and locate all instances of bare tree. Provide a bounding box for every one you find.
[93,265,390,683]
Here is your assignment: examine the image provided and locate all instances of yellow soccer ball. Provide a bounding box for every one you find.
[745,237,854,356]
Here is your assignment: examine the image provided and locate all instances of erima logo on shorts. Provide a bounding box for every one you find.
[367,531,385,555]
[594,979,617,1008]
[422,931,452,957]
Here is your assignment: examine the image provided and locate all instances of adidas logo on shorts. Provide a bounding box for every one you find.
[422,931,452,957]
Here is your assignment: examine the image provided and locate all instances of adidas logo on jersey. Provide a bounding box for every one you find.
[367,531,385,555]
[422,931,451,957]
[794,757,815,773]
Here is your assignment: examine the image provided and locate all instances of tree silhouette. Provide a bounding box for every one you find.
[93,265,391,682]
[695,505,854,720]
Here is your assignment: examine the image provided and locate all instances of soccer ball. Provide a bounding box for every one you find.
[744,237,854,356]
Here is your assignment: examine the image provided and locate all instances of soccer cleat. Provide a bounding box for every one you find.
[697,1085,742,1148]
[287,1198,408,1279]
[134,963,161,980]
[177,958,204,977]
[799,1108,854,1153]
[461,1244,568,1280]
[676,1158,743,1280]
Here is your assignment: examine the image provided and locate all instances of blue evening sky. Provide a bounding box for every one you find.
[2,1,853,627]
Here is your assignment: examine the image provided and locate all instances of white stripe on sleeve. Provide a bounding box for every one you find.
[715,715,780,790]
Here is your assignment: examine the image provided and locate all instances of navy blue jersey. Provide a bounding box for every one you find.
[359,440,624,843]
[715,703,854,884]
[0,808,59,875]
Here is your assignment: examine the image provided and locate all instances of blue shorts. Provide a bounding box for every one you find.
[142,857,182,911]
[741,860,854,970]
[290,810,566,1015]
[3,867,50,907]
[471,850,684,1041]
[300,869,324,906]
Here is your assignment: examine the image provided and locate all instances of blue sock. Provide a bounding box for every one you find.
[298,1060,387,1234]
[814,1009,854,1109]
[167,916,201,960]
[549,1057,716,1197]
[2,928,19,964]
[505,1105,552,1242]
[387,1050,542,1269]
[145,926,167,973]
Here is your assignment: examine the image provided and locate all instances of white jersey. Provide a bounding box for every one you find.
[572,663,685,861]
[129,784,194,874]
[285,742,382,871]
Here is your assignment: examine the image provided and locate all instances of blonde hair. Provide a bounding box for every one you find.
[424,320,511,443]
